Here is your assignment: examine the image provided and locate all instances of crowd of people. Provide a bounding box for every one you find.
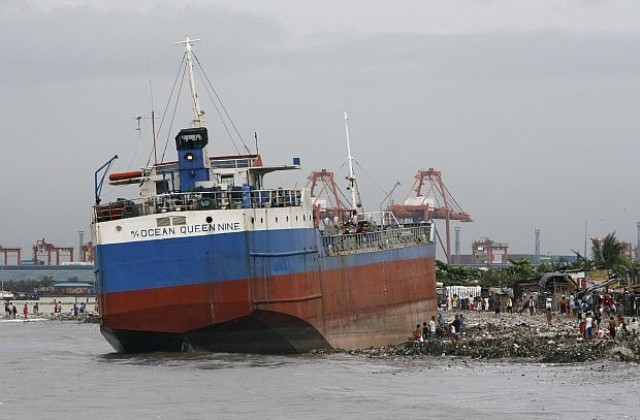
[411,289,640,346]
[2,300,91,319]
[411,313,467,346]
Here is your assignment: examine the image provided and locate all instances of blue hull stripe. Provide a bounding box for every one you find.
[95,228,435,294]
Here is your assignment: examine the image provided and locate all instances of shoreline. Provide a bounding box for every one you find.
[337,311,640,363]
[5,307,639,362]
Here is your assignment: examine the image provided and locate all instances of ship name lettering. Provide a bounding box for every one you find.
[179,223,219,235]
[217,222,240,231]
[135,227,176,238]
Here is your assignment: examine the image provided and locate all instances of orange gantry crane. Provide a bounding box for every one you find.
[32,238,74,265]
[390,168,472,262]
[81,241,94,263]
[0,246,21,265]
[305,169,356,226]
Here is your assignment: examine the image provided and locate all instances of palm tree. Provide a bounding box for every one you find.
[569,251,593,271]
[591,232,631,284]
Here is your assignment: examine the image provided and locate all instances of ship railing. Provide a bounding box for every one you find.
[93,188,304,222]
[321,224,432,256]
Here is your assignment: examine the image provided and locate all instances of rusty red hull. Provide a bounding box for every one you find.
[99,255,436,353]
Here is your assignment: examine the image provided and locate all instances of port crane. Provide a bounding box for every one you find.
[0,246,21,265]
[305,169,356,226]
[390,168,472,262]
[81,241,94,263]
[32,238,74,265]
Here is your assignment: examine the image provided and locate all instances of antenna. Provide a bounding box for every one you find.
[343,112,362,214]
[147,58,158,165]
[254,132,259,155]
[134,114,159,165]
[175,35,203,127]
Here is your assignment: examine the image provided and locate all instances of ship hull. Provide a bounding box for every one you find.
[94,211,436,353]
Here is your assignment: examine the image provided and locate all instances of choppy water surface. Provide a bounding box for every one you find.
[0,320,638,420]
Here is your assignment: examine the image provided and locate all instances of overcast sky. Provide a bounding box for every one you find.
[1,0,640,261]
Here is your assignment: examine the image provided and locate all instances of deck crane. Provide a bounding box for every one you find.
[390,168,472,262]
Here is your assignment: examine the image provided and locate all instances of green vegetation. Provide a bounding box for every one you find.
[435,260,480,286]
[1,274,84,293]
[590,232,639,285]
[436,231,640,288]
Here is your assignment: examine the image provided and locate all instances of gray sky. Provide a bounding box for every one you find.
[1,0,639,260]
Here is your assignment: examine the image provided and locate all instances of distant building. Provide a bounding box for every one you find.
[52,282,95,295]
[472,238,508,264]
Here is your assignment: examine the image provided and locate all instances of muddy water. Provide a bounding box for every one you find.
[0,320,637,420]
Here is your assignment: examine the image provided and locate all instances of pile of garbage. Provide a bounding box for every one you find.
[348,312,640,363]
[49,312,99,323]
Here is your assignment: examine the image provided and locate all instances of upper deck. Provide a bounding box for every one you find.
[94,187,304,223]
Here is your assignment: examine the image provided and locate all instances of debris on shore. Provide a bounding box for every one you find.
[48,313,99,323]
[340,312,640,363]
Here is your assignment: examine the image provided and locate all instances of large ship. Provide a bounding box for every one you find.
[92,37,437,353]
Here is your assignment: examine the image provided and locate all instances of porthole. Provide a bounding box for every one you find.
[286,216,289,222]
[206,216,213,223]
[275,217,279,223]
[261,217,264,223]
[251,217,255,224]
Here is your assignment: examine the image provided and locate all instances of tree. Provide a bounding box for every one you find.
[478,267,510,288]
[435,260,479,286]
[568,251,593,271]
[591,232,632,284]
[507,258,535,280]
[38,275,55,288]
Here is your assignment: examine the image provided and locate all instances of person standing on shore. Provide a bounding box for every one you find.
[559,295,567,316]
[428,316,436,340]
[23,303,28,319]
[569,294,575,316]
[11,303,17,318]
[411,324,423,348]
[579,316,586,337]
[450,315,461,344]
[609,317,617,340]
[585,312,594,340]
[546,308,553,327]
[528,296,535,315]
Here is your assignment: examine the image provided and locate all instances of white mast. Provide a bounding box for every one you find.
[343,112,362,214]
[176,35,203,127]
